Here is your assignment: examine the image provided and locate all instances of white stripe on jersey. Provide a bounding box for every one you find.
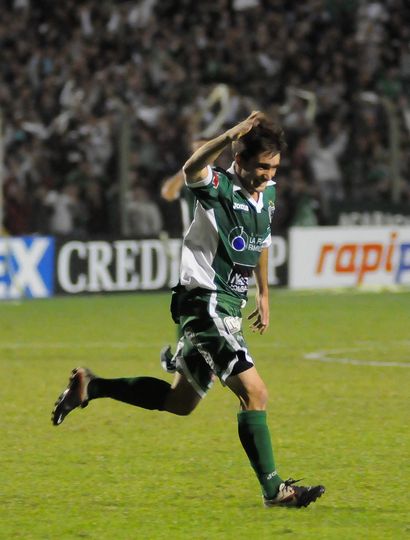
[180,204,218,291]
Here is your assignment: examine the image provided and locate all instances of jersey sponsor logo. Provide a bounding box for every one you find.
[248,237,264,252]
[212,172,219,188]
[233,202,249,212]
[228,227,265,252]
[227,271,248,293]
[227,264,253,293]
[228,226,248,251]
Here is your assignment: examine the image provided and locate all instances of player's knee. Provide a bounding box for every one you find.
[162,379,202,416]
[163,394,199,416]
[170,402,196,416]
[242,384,269,410]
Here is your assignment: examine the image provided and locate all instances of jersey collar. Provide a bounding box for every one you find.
[227,163,275,213]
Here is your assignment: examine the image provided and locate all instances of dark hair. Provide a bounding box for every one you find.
[232,119,287,160]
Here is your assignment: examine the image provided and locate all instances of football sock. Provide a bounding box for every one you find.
[237,410,283,499]
[88,377,171,411]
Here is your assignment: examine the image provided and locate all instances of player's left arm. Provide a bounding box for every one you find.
[248,247,269,335]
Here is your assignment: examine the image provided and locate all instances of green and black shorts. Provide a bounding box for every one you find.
[171,287,254,397]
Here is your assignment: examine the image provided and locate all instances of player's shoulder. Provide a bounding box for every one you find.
[211,166,233,192]
[212,166,233,179]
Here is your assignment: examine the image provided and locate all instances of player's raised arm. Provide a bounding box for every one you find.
[183,111,265,184]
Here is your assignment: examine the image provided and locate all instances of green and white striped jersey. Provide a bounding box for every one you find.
[179,185,196,235]
[180,163,276,307]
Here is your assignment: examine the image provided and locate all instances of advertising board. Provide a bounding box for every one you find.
[0,234,289,299]
[54,236,288,295]
[0,236,55,299]
[289,226,410,289]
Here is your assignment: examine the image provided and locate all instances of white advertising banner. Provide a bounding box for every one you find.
[55,236,288,295]
[289,226,410,289]
[0,235,289,299]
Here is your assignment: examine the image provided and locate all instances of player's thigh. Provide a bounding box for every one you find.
[225,366,268,411]
[183,316,254,383]
[174,330,215,398]
[163,372,203,415]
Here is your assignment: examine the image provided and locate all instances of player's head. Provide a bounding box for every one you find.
[232,119,286,162]
[232,118,287,194]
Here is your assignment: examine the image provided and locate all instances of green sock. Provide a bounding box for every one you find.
[237,410,283,499]
[88,377,171,411]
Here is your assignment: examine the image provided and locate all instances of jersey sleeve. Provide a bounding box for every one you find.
[262,234,272,248]
[185,166,230,210]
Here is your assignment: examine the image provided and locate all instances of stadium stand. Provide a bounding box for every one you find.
[1,0,409,236]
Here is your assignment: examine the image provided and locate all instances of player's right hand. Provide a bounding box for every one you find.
[228,111,265,141]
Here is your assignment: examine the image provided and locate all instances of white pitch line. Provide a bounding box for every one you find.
[0,342,162,349]
[1,342,409,369]
[304,351,410,368]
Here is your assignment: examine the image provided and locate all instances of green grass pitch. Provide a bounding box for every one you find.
[0,289,409,540]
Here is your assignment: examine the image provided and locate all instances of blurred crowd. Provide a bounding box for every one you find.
[1,0,409,237]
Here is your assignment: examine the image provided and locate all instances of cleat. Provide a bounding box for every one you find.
[52,367,96,426]
[160,345,177,374]
[263,478,325,508]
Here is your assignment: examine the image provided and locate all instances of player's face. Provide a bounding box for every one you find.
[236,151,281,194]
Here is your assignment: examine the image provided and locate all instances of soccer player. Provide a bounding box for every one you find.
[52,111,325,508]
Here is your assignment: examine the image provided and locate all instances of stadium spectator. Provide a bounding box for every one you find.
[83,179,109,236]
[306,120,348,219]
[44,183,87,237]
[125,184,163,238]
[30,183,53,235]
[3,176,31,235]
[1,0,409,234]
